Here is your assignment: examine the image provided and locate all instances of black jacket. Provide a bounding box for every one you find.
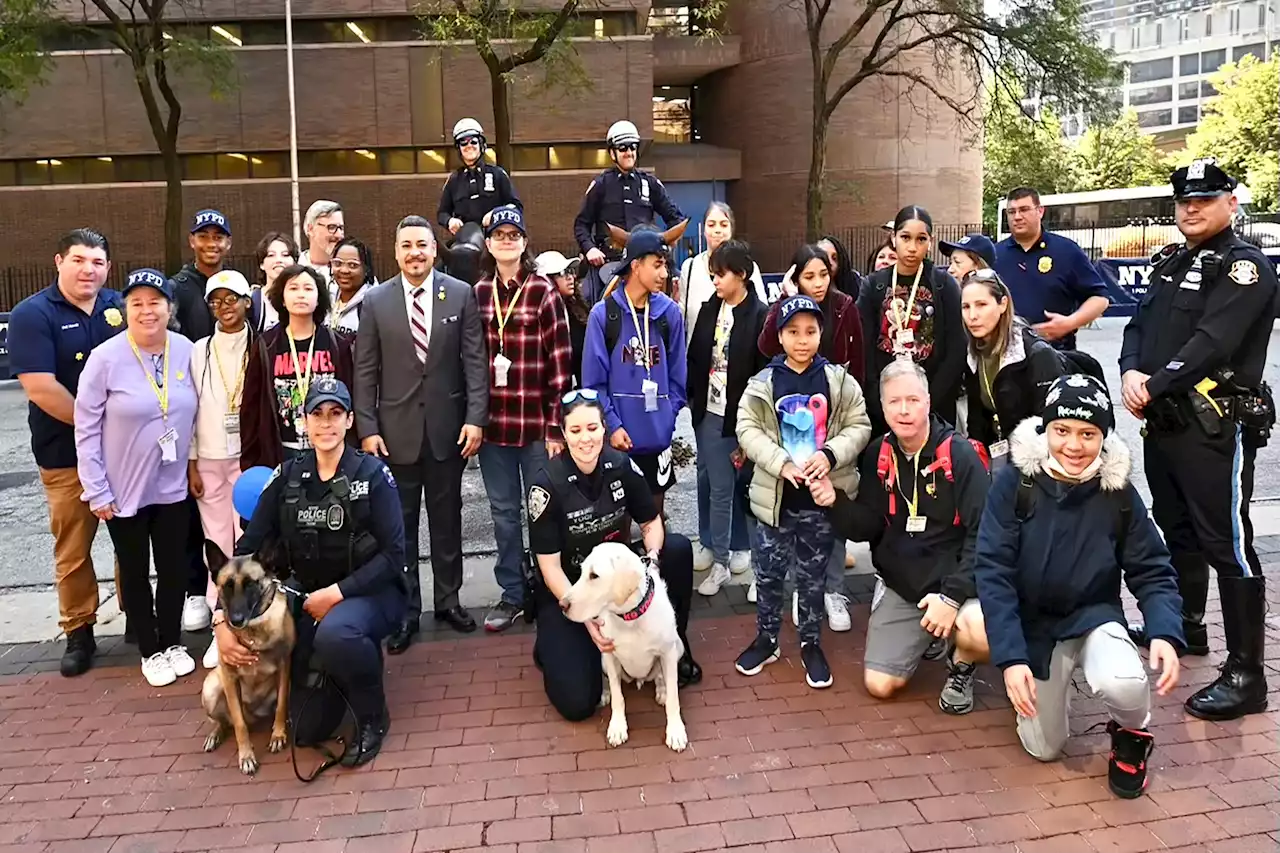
[828,416,989,605]
[858,261,965,434]
[963,324,1064,447]
[170,263,215,342]
[687,290,769,437]
[436,163,521,228]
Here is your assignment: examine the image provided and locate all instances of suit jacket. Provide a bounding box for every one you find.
[354,272,489,465]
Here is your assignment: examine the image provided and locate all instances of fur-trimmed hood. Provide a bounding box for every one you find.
[1008,416,1132,492]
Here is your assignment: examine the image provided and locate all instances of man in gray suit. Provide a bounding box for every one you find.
[354,215,489,652]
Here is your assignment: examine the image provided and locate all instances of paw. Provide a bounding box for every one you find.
[606,716,629,747]
[203,729,225,753]
[665,720,688,752]
[268,730,288,753]
[599,688,611,708]
[238,751,260,776]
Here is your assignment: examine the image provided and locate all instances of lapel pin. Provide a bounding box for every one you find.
[437,287,446,301]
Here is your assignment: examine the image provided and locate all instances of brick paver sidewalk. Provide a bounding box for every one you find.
[0,581,1276,853]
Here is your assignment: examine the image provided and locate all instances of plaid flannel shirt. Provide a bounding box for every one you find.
[475,271,573,446]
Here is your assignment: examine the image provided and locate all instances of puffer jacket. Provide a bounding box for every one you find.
[974,417,1184,680]
[735,362,872,527]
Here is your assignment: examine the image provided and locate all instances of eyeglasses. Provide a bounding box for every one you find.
[613,143,638,153]
[320,222,345,236]
[330,259,363,271]
[562,388,600,404]
[207,293,246,309]
[459,136,482,147]
[488,230,524,243]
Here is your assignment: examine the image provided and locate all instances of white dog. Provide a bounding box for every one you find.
[560,542,689,752]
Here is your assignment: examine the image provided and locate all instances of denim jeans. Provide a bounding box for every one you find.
[478,441,549,606]
[695,413,751,564]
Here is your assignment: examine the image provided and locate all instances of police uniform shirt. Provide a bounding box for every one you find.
[1120,227,1278,399]
[528,447,658,581]
[235,447,407,600]
[573,167,685,254]
[436,164,520,229]
[993,231,1108,350]
[7,283,124,469]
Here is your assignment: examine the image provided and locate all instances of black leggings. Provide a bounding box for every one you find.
[105,500,190,658]
[536,534,694,722]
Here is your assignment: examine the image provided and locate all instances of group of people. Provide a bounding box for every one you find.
[8,117,1275,794]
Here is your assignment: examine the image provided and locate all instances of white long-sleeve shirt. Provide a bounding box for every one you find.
[189,326,250,460]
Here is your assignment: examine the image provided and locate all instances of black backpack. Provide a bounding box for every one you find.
[604,296,671,357]
[1014,474,1132,561]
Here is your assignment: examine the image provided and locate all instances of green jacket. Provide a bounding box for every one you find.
[735,362,872,528]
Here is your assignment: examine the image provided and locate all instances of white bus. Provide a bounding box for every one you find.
[996,184,1266,258]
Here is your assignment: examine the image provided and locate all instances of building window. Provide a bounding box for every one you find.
[1154,22,1162,46]
[1137,109,1173,128]
[382,149,416,174]
[83,156,115,183]
[653,86,692,143]
[511,146,548,171]
[1234,43,1266,62]
[115,156,160,182]
[1179,16,1190,42]
[1201,80,1218,98]
[252,153,288,178]
[1180,53,1199,76]
[417,149,449,173]
[0,161,15,187]
[1108,29,1116,49]
[1201,48,1226,72]
[1261,3,1269,31]
[17,160,51,185]
[1230,7,1241,34]
[216,153,251,180]
[1130,85,1172,106]
[1178,105,1199,124]
[1179,81,1200,100]
[1130,57,1173,83]
[184,155,217,180]
[1205,11,1213,36]
[1130,26,1141,49]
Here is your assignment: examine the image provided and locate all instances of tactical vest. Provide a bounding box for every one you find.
[544,449,634,582]
[280,451,378,592]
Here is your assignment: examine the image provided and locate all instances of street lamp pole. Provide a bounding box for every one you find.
[285,0,302,246]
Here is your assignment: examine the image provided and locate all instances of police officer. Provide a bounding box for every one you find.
[437,118,521,235]
[1120,159,1277,722]
[574,120,685,267]
[527,390,700,722]
[224,377,408,765]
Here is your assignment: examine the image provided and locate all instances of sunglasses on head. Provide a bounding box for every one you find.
[562,388,601,405]
[963,268,1006,291]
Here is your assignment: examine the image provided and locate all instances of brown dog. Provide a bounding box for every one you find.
[201,542,296,775]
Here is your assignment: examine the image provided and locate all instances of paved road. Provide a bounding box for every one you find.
[1,318,1278,591]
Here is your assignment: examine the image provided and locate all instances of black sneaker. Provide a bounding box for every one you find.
[484,600,524,633]
[922,636,953,662]
[800,641,832,689]
[678,650,703,687]
[1106,720,1155,799]
[735,633,779,676]
[938,657,976,715]
[60,625,96,677]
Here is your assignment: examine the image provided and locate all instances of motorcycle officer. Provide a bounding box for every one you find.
[437,118,522,236]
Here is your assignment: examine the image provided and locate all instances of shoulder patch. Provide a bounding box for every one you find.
[1229,259,1260,286]
[630,459,644,477]
[379,463,396,488]
[265,465,283,488]
[584,179,597,196]
[528,486,550,522]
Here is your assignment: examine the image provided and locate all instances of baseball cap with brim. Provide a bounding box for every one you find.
[623,230,667,263]
[939,233,997,269]
[304,377,353,414]
[535,251,580,278]
[191,209,231,236]
[778,294,824,329]
[204,269,252,300]
[122,268,174,301]
[485,204,526,237]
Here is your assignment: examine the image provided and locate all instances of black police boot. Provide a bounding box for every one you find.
[677,632,701,687]
[342,705,390,768]
[60,625,96,677]
[1127,555,1211,656]
[1185,576,1269,721]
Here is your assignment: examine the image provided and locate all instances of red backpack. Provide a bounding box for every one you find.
[875,435,990,526]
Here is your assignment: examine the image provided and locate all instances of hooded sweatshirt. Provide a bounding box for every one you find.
[974,417,1184,680]
[582,282,687,455]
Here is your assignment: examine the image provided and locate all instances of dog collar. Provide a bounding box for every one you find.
[619,570,656,622]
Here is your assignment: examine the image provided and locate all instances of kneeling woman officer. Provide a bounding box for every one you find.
[215,377,407,767]
[528,390,701,721]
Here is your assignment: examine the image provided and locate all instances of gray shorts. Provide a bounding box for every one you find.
[864,578,982,679]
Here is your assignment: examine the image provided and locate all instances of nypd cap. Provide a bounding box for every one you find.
[191,209,231,236]
[304,377,353,414]
[122,268,174,300]
[778,294,824,329]
[1172,159,1238,200]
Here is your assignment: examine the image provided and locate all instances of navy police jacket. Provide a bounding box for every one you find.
[974,417,1184,679]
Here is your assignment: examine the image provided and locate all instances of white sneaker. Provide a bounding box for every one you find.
[698,563,731,596]
[792,592,799,627]
[182,596,212,632]
[729,551,752,574]
[142,652,176,687]
[692,542,715,571]
[747,580,757,603]
[826,593,852,632]
[164,645,196,677]
[203,641,219,669]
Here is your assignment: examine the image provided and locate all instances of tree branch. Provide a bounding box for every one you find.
[504,0,579,70]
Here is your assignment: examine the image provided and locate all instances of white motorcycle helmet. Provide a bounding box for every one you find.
[605,120,641,149]
[452,118,486,151]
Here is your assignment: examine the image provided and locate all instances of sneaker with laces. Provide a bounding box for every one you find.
[735,633,779,676]
[746,580,757,603]
[182,596,212,632]
[203,641,219,669]
[142,652,176,687]
[729,551,752,574]
[692,542,714,572]
[939,656,977,715]
[484,600,524,633]
[164,645,196,677]
[800,642,833,688]
[1106,720,1155,799]
[698,563,731,596]
[825,593,852,632]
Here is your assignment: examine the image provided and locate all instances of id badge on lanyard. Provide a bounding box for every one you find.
[223,412,241,456]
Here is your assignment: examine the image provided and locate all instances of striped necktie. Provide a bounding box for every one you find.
[410,287,429,363]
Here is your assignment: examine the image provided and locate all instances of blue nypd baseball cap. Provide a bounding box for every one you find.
[778,294,823,329]
[623,229,667,264]
[304,376,353,413]
[485,204,526,237]
[191,209,231,236]
[939,233,997,268]
[122,268,174,300]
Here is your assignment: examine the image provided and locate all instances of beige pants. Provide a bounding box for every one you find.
[39,467,122,633]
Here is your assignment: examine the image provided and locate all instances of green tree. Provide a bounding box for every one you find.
[1072,109,1170,191]
[1186,54,1279,212]
[0,0,56,104]
[796,0,1119,240]
[981,87,1076,226]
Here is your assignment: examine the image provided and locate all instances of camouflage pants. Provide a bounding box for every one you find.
[755,507,833,645]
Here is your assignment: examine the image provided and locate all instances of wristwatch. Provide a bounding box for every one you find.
[211,611,226,628]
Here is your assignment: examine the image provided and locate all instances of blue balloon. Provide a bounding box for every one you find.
[233,466,276,521]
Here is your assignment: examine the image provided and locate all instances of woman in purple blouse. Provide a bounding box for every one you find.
[75,269,200,688]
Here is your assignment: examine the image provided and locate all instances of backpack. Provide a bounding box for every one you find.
[876,434,990,526]
[604,296,671,357]
[1013,475,1132,560]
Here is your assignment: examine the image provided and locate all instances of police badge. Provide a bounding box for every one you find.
[1229,260,1260,286]
[326,504,344,531]
[1038,257,1053,274]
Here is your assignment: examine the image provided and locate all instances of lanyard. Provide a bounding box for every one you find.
[210,331,248,413]
[625,292,651,377]
[127,332,170,420]
[286,328,317,403]
[491,279,527,354]
[979,359,1001,436]
[891,447,922,517]
[891,264,925,331]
